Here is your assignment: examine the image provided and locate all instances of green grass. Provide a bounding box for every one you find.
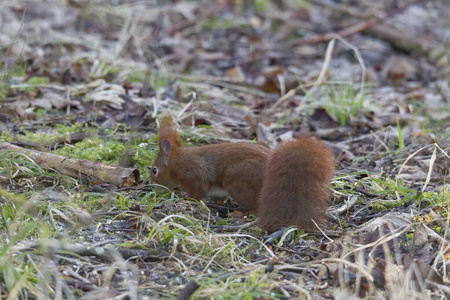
[1,117,449,299]
[194,270,279,299]
[319,84,366,126]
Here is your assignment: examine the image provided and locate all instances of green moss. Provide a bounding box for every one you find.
[34,108,48,120]
[181,131,213,145]
[0,131,13,142]
[52,135,159,181]
[371,202,386,213]
[0,187,27,206]
[215,218,228,226]
[130,144,157,179]
[434,226,446,234]
[255,0,268,12]
[421,187,450,206]
[26,77,49,85]
[19,131,59,144]
[338,219,349,229]
[55,138,126,165]
[406,232,414,244]
[53,123,83,134]
[370,199,406,213]
[127,70,146,83]
[251,219,265,231]
[17,76,50,94]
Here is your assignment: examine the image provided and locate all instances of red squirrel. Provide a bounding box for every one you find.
[150,116,335,232]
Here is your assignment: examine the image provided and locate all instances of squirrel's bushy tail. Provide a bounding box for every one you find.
[256,135,335,232]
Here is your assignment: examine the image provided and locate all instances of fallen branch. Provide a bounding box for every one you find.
[0,142,139,187]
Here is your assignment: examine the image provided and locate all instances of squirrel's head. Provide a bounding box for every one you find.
[151,116,183,188]
[151,139,178,188]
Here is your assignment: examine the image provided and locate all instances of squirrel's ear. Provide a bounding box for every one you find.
[161,139,172,165]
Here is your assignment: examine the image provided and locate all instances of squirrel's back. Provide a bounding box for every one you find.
[256,135,335,232]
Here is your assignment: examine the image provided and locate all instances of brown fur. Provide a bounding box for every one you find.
[158,116,183,149]
[151,117,335,232]
[256,136,335,232]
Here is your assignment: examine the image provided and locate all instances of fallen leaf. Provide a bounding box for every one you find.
[224,66,245,82]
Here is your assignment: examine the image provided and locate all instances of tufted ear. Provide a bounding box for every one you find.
[161,139,172,165]
[159,116,183,148]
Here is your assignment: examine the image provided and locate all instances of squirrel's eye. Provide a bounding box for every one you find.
[152,167,158,175]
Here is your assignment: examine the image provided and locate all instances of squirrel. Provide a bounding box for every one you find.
[150,116,335,232]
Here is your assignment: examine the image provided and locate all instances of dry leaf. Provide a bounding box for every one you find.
[224,66,245,82]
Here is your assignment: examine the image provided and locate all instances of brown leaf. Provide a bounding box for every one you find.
[224,66,245,82]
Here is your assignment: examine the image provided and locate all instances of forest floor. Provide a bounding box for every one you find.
[0,0,449,299]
